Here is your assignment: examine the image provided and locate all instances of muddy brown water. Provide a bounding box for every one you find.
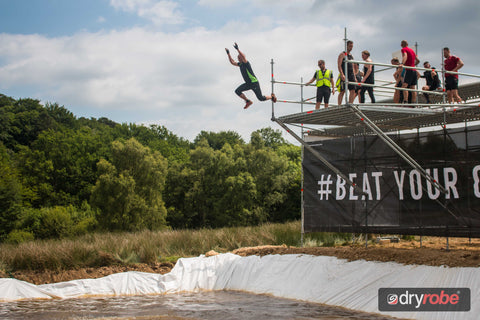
[0,290,402,320]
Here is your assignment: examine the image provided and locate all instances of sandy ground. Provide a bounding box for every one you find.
[2,236,480,285]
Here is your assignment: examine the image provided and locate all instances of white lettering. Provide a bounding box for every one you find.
[371,171,382,200]
[394,170,405,200]
[414,294,424,309]
[409,170,422,200]
[362,172,372,200]
[444,167,459,199]
[426,168,440,200]
[473,165,480,198]
[336,175,346,200]
[349,173,358,200]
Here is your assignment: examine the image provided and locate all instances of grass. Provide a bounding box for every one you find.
[0,221,353,273]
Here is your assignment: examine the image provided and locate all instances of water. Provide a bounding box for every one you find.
[0,290,400,320]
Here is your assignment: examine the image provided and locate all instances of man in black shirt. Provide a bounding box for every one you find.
[421,61,441,103]
[336,40,358,105]
[226,43,276,109]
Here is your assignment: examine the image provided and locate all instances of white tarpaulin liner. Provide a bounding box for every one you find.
[0,253,478,319]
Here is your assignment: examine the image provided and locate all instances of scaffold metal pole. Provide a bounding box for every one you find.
[300,77,305,247]
[271,58,275,120]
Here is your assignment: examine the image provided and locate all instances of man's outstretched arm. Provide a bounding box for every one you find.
[234,42,247,62]
[226,48,238,66]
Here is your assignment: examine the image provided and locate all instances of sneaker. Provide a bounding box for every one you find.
[244,100,253,109]
[271,93,277,103]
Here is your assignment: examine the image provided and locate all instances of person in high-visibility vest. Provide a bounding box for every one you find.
[306,60,335,109]
[226,43,277,109]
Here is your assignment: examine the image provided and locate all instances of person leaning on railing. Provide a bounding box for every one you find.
[360,50,375,103]
[391,57,404,104]
[421,61,441,104]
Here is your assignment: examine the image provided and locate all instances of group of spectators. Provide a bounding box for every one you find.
[307,40,465,109]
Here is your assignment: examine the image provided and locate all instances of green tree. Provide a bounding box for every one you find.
[16,127,109,207]
[251,127,287,149]
[193,130,244,150]
[165,138,301,229]
[91,138,168,231]
[0,143,24,240]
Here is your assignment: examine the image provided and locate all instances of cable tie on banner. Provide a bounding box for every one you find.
[307,111,313,114]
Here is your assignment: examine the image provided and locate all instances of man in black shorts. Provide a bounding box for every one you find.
[226,43,277,109]
[336,40,358,105]
[443,47,464,104]
[400,40,420,104]
[305,60,335,109]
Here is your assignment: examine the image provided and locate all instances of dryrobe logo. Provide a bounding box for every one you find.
[378,288,470,312]
[387,294,398,305]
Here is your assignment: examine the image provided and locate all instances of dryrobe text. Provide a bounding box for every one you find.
[316,165,480,201]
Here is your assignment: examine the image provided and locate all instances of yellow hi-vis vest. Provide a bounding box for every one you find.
[316,69,332,87]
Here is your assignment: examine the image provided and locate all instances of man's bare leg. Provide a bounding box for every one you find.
[239,93,252,109]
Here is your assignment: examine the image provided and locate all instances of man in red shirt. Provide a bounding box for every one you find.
[400,40,420,104]
[443,47,464,103]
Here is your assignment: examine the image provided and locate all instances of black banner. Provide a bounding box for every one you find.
[303,125,480,237]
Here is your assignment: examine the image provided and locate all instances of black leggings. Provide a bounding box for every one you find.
[235,82,266,101]
[360,86,375,103]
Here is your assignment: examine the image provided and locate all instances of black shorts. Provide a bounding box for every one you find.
[403,69,418,86]
[316,86,331,103]
[338,74,356,92]
[445,77,458,90]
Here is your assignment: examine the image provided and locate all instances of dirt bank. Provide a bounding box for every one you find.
[2,236,480,285]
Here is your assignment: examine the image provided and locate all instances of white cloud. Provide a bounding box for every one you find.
[109,0,184,25]
[197,0,240,7]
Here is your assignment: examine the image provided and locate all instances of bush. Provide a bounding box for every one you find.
[5,230,34,244]
[15,205,98,240]
[37,207,73,239]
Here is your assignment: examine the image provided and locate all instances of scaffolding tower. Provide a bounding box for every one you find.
[270,33,480,242]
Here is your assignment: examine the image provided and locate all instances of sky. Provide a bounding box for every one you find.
[1,0,480,143]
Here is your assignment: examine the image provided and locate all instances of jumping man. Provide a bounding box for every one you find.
[226,43,277,109]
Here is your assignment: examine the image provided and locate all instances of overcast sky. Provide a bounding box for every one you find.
[1,0,479,142]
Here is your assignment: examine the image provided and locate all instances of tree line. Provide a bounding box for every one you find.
[0,94,301,243]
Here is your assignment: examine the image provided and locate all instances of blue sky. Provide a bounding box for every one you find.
[1,0,480,142]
